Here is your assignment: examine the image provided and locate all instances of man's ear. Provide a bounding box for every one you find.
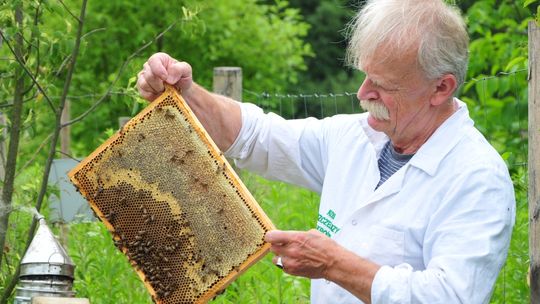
[430,74,458,106]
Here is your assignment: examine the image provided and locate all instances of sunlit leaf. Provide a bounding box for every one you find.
[524,0,537,8]
[505,56,526,71]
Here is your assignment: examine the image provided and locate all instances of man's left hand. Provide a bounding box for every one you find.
[264,229,338,279]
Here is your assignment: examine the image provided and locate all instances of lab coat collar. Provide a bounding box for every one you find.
[409,99,473,176]
[359,98,474,176]
[359,113,389,159]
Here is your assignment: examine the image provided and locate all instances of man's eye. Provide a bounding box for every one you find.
[374,82,389,91]
[376,82,398,92]
[370,79,383,88]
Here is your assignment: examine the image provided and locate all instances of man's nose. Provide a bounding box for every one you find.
[357,78,379,101]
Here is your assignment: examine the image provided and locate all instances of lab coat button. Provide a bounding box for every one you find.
[351,219,358,226]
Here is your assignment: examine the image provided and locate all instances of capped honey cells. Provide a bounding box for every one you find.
[68,86,275,304]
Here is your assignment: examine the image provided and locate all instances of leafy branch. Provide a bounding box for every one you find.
[62,19,180,128]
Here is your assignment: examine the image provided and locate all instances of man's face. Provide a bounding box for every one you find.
[356,51,437,141]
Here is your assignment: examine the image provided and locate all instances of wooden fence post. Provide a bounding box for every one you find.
[213,67,242,102]
[0,112,6,183]
[60,100,71,158]
[213,67,242,173]
[529,20,540,303]
[58,100,71,246]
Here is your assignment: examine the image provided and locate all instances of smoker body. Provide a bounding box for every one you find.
[14,218,75,304]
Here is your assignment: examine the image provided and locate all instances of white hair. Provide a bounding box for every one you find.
[346,0,469,88]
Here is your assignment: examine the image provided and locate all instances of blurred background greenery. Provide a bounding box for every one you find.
[0,0,536,302]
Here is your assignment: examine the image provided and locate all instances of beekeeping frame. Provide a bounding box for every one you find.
[68,86,275,304]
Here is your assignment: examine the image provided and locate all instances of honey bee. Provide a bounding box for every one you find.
[145,214,155,224]
[164,109,175,119]
[93,185,104,199]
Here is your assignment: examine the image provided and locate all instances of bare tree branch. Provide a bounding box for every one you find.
[54,54,72,77]
[0,30,56,113]
[14,133,53,179]
[81,27,106,40]
[0,90,135,108]
[55,150,80,163]
[63,19,180,128]
[57,0,81,23]
[22,0,44,96]
[0,93,38,110]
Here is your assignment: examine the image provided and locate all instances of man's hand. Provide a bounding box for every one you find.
[266,229,380,303]
[265,229,337,279]
[136,53,241,151]
[136,52,193,101]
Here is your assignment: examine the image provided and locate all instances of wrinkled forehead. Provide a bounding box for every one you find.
[359,45,424,81]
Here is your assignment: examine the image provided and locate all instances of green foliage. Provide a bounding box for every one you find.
[61,0,312,155]
[283,0,363,94]
[491,167,530,303]
[522,0,540,22]
[0,0,312,160]
[0,0,535,302]
[461,0,531,170]
[456,2,533,301]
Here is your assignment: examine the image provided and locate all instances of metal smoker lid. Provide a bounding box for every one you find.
[20,217,75,278]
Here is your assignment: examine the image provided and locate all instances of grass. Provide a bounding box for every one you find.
[54,169,529,303]
[491,167,530,303]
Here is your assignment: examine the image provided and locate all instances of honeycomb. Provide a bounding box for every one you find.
[68,86,275,304]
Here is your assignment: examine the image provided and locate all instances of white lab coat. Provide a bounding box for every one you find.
[225,99,515,304]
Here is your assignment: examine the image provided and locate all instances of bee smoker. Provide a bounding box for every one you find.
[14,216,76,303]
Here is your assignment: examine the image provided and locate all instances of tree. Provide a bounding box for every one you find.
[0,0,312,301]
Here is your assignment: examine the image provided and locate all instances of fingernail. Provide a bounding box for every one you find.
[264,231,275,241]
[166,75,178,84]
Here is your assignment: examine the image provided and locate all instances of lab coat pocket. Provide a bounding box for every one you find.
[367,225,405,267]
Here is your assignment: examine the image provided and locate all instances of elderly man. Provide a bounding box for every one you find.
[137,0,515,303]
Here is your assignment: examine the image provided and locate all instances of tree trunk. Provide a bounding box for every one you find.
[0,3,26,271]
[529,20,540,304]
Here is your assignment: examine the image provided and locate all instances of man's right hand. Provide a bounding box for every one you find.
[136,52,242,151]
[136,52,193,101]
